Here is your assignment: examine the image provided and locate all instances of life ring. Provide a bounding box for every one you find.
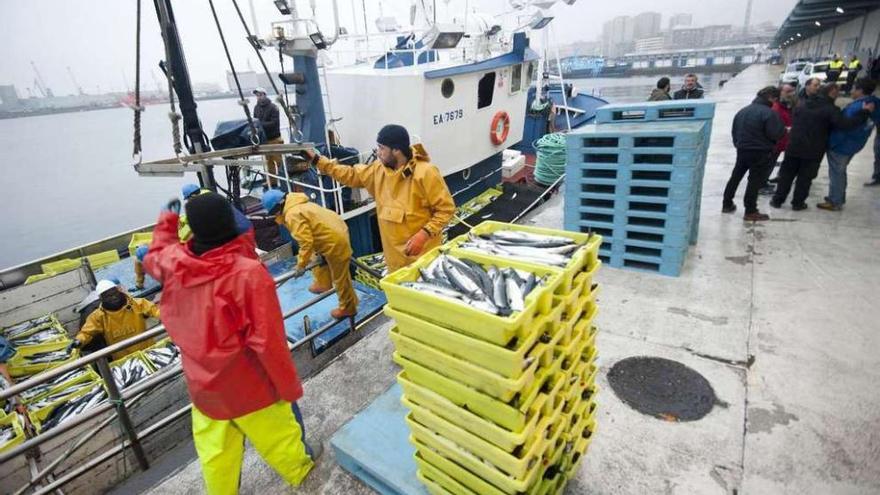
[490,111,510,145]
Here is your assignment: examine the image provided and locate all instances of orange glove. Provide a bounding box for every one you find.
[404,228,431,257]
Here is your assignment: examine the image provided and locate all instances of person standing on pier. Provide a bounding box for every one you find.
[674,74,704,100]
[818,79,880,210]
[723,86,785,221]
[142,192,318,494]
[648,77,672,101]
[827,55,845,84]
[771,84,874,211]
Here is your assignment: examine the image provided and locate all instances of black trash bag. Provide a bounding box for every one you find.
[211,119,267,150]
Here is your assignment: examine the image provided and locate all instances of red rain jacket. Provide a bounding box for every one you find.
[772,101,792,154]
[143,211,303,419]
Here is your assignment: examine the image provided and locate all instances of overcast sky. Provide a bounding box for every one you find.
[0,0,797,96]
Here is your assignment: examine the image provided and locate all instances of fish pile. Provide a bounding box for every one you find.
[19,368,91,403]
[402,254,544,317]
[458,230,585,268]
[145,342,180,369]
[22,348,75,365]
[358,252,388,277]
[10,327,68,347]
[0,424,16,445]
[111,357,152,389]
[27,381,95,412]
[3,315,54,340]
[39,383,107,432]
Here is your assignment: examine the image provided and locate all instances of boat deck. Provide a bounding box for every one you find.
[132,64,880,494]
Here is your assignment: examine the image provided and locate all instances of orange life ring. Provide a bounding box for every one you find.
[490,111,510,145]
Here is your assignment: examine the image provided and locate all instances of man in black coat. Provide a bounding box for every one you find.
[253,87,284,188]
[722,86,786,221]
[771,84,874,210]
[674,74,704,100]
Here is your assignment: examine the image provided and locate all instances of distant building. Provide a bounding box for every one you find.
[602,15,635,58]
[0,85,21,109]
[558,41,603,59]
[634,12,662,40]
[668,13,693,30]
[226,71,279,94]
[635,37,666,53]
[671,25,733,48]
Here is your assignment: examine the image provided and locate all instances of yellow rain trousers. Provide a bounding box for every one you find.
[278,193,358,312]
[316,143,455,273]
[75,296,159,360]
[191,400,314,495]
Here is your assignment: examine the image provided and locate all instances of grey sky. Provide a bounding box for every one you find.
[0,0,797,95]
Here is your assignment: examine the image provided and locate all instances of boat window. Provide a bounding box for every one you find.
[526,62,536,88]
[478,72,496,109]
[441,78,454,98]
[510,65,522,94]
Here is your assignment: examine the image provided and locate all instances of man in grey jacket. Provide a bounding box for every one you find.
[722,86,786,221]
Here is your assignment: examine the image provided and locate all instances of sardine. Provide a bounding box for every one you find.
[505,273,525,312]
[441,257,484,301]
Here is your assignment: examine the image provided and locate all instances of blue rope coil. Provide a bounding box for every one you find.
[533,133,567,186]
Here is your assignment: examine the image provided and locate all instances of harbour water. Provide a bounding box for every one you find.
[0,72,731,268]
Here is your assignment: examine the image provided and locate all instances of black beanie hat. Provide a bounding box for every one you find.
[376,124,410,152]
[185,192,238,247]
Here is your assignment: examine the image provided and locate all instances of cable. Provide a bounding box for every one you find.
[207,0,258,144]
[132,0,143,161]
[533,132,567,187]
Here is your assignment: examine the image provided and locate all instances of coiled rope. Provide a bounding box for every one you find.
[533,132,567,186]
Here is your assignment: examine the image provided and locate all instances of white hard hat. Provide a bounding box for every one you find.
[95,279,118,295]
[253,87,267,95]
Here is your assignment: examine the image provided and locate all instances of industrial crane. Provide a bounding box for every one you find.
[30,61,54,98]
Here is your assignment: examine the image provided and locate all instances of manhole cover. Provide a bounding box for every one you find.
[607,356,717,422]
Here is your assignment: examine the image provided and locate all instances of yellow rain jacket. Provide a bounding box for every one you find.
[316,144,455,273]
[276,193,357,312]
[75,296,160,360]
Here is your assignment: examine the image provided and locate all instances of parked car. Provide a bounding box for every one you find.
[780,61,808,85]
[797,61,849,87]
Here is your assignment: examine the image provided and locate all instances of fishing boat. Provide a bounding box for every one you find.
[0,1,606,492]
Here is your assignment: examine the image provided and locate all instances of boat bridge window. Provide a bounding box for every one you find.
[478,72,496,109]
[441,78,455,98]
[526,62,535,89]
[510,65,522,94]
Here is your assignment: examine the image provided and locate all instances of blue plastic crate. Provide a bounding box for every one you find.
[621,225,691,248]
[624,212,693,235]
[595,100,716,124]
[569,148,707,169]
[597,252,685,277]
[567,121,708,150]
[623,182,698,202]
[563,219,625,241]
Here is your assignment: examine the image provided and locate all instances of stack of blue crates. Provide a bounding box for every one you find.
[563,100,716,277]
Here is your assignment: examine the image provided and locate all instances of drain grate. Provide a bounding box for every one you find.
[607,356,717,422]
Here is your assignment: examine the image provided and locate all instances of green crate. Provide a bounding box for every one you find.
[128,232,153,257]
[2,314,62,341]
[27,380,102,433]
[86,250,120,270]
[7,340,79,378]
[381,248,564,347]
[388,304,562,379]
[447,221,602,294]
[20,368,100,405]
[391,328,548,402]
[0,413,25,453]
[40,258,83,275]
[395,356,558,432]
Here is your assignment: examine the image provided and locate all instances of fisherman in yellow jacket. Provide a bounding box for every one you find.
[68,279,160,360]
[262,190,358,319]
[304,125,455,273]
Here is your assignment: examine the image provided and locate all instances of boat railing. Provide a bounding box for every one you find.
[0,263,369,494]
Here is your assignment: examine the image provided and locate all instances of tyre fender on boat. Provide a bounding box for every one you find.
[490,111,510,145]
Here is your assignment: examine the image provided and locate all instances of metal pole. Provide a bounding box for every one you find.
[30,405,192,495]
[94,357,149,471]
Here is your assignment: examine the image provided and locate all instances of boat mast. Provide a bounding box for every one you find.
[153,0,216,190]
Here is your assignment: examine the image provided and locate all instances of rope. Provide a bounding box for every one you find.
[132,0,143,161]
[156,2,184,157]
[533,132,567,186]
[207,0,258,145]
[229,0,298,134]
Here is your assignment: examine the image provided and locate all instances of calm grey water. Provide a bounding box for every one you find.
[0,72,730,269]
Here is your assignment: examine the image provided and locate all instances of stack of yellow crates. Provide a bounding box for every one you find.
[381,222,601,495]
